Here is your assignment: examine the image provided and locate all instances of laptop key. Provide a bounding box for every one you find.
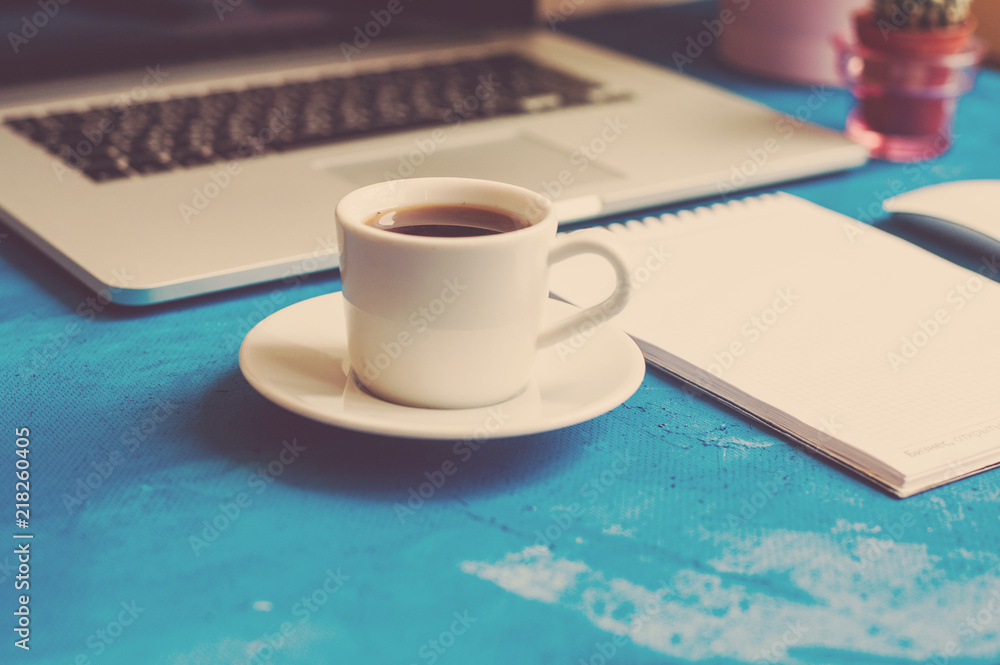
[128,157,171,174]
[5,53,610,183]
[5,118,42,140]
[81,155,129,179]
[172,148,217,167]
[82,166,130,182]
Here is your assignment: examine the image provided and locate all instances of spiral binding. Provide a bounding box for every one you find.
[597,192,786,240]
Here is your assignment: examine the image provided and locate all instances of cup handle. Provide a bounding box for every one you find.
[538,229,632,349]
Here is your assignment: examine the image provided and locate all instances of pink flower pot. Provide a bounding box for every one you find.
[837,11,983,161]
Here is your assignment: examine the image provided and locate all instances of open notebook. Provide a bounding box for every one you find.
[550,193,1000,497]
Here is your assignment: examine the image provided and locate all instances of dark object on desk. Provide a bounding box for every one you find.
[883,179,1000,256]
[840,1,983,161]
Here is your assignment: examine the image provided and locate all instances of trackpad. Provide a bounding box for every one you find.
[326,134,621,192]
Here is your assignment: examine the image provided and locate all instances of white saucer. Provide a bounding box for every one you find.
[238,292,645,440]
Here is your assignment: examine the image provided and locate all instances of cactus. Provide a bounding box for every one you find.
[872,0,973,28]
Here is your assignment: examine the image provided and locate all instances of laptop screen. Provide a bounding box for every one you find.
[0,0,537,86]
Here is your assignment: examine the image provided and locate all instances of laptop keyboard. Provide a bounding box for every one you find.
[4,54,619,183]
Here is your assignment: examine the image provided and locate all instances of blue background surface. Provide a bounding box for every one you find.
[4,2,1000,663]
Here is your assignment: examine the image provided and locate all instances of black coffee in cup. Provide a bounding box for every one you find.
[366,204,531,238]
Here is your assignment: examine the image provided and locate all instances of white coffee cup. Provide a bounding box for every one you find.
[335,177,631,409]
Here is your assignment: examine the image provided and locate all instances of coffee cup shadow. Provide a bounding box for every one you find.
[193,368,589,503]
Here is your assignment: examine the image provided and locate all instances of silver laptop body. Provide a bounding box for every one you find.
[0,5,866,304]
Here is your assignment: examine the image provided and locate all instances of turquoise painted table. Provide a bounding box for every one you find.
[4,3,1000,663]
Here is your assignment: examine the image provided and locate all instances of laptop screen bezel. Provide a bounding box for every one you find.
[0,0,538,87]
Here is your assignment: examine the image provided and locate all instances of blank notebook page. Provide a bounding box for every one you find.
[550,193,1000,495]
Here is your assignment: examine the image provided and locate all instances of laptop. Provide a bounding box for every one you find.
[0,0,867,305]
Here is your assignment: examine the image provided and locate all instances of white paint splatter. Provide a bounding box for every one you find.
[461,530,1000,663]
[620,492,654,521]
[702,435,775,450]
[721,437,774,448]
[459,545,587,603]
[831,519,882,534]
[928,495,966,530]
[602,524,635,537]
